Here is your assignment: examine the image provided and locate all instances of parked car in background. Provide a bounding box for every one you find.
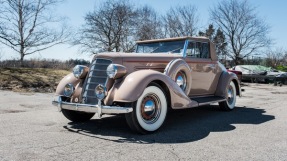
[231,65,287,84]
[53,36,241,134]
[228,69,242,83]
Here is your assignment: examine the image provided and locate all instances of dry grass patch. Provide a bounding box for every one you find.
[0,68,70,92]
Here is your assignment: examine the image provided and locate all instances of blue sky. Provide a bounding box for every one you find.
[1,0,286,60]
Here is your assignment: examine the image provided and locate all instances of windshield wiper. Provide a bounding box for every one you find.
[168,47,182,53]
[150,47,159,53]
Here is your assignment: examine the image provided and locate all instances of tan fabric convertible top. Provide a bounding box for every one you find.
[136,36,209,44]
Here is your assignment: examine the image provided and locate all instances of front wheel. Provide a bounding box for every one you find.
[125,84,167,134]
[219,81,237,111]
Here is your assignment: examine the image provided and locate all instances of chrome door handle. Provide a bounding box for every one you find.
[207,64,215,69]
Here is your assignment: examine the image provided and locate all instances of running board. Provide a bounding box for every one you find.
[190,96,226,106]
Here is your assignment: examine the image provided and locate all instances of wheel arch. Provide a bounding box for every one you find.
[150,80,171,109]
[231,79,241,96]
[215,71,241,98]
[164,58,192,95]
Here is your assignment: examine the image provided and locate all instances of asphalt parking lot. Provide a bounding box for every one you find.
[0,83,286,160]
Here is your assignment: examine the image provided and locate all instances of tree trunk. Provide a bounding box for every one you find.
[234,56,242,65]
[20,46,25,67]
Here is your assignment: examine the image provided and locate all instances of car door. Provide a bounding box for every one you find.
[184,41,219,96]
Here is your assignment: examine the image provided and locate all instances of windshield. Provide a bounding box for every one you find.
[136,40,185,54]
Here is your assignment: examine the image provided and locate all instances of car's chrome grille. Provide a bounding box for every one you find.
[82,58,112,104]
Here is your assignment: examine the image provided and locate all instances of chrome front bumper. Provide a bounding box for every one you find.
[52,96,133,117]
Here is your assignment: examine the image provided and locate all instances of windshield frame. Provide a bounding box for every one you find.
[135,40,189,57]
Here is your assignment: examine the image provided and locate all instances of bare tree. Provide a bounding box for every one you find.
[135,5,163,41]
[163,5,199,37]
[210,0,271,65]
[118,1,138,52]
[265,48,285,68]
[0,0,69,64]
[0,51,3,61]
[75,0,137,54]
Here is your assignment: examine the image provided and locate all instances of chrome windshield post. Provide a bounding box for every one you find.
[182,40,189,58]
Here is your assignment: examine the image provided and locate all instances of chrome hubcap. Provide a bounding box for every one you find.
[177,76,184,86]
[140,94,161,124]
[144,100,155,112]
[176,71,187,91]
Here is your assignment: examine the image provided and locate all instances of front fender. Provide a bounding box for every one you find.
[55,73,80,96]
[105,70,198,109]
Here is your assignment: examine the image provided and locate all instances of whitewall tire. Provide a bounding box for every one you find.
[219,81,237,111]
[125,84,167,134]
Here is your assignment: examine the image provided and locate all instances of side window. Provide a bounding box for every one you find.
[136,45,143,53]
[195,42,201,58]
[201,43,210,59]
[186,41,210,59]
[186,42,195,56]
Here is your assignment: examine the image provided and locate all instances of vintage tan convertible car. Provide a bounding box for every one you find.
[52,36,241,134]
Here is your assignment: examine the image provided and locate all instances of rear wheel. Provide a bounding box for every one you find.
[164,59,192,95]
[62,109,95,122]
[219,81,236,111]
[125,84,167,134]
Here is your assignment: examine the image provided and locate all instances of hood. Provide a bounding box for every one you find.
[93,52,123,64]
[93,52,182,74]
[93,52,182,63]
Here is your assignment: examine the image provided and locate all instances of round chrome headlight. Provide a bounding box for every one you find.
[95,84,106,100]
[64,83,74,97]
[73,65,88,79]
[106,64,127,79]
[106,64,117,79]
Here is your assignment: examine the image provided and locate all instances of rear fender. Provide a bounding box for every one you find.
[105,70,198,109]
[215,71,241,98]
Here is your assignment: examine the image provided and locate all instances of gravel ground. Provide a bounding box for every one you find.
[0,83,286,161]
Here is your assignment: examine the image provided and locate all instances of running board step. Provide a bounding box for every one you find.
[190,96,226,106]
